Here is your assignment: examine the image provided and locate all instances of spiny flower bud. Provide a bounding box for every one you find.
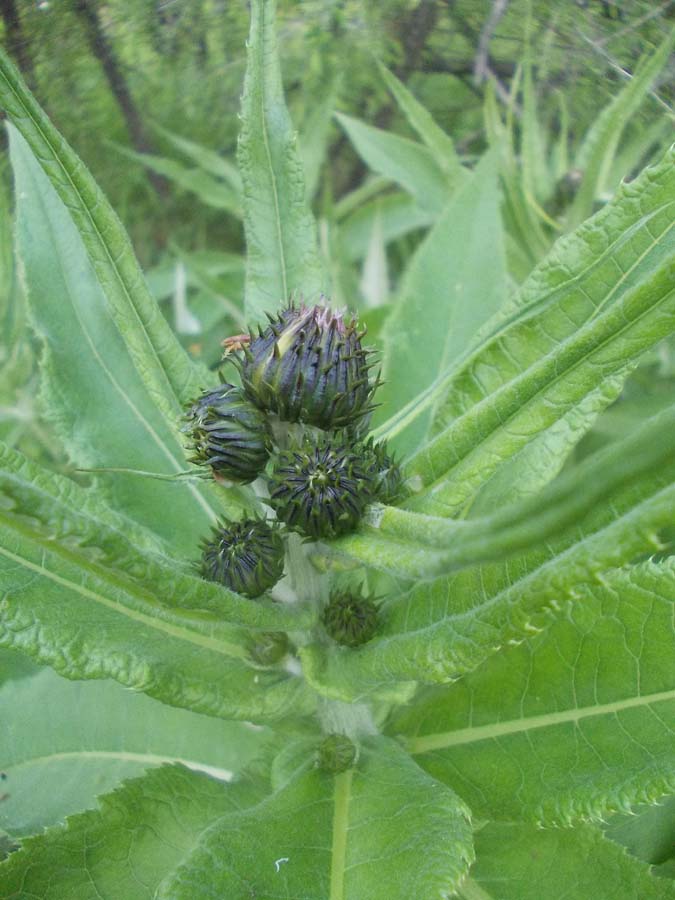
[200,518,284,598]
[229,302,378,430]
[185,383,271,483]
[267,434,373,539]
[362,437,403,505]
[247,631,291,666]
[317,733,357,774]
[322,589,379,647]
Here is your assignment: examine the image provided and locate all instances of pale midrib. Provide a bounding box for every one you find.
[7,751,233,782]
[329,770,353,900]
[0,542,245,659]
[407,687,675,754]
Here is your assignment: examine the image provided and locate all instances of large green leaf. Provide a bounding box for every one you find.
[305,409,675,695]
[375,152,506,457]
[402,147,675,516]
[237,0,325,323]
[0,659,267,836]
[0,499,314,723]
[391,561,675,825]
[9,124,241,552]
[0,441,313,632]
[466,822,672,899]
[0,740,473,900]
[0,50,206,420]
[0,765,268,900]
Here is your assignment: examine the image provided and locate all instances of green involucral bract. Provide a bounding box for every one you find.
[317,733,358,773]
[185,383,271,483]
[267,432,374,539]
[200,517,285,598]
[231,302,378,430]
[322,589,380,647]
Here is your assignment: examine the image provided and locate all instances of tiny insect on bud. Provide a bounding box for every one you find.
[322,589,379,647]
[317,733,357,774]
[231,302,379,430]
[185,383,271,483]
[267,433,374,539]
[200,517,285,599]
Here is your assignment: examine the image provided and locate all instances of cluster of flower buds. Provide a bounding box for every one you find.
[187,300,401,627]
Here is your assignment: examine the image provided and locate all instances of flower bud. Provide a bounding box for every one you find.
[362,437,403,505]
[317,733,357,774]
[267,433,373,539]
[231,302,378,430]
[200,518,284,598]
[185,383,271,483]
[322,589,379,647]
[247,631,291,666]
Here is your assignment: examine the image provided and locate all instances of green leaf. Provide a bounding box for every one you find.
[159,737,473,900]
[0,765,269,899]
[375,152,506,456]
[465,822,672,899]
[9,125,242,550]
[337,190,434,262]
[569,27,675,229]
[0,664,267,836]
[0,50,206,420]
[153,123,243,190]
[377,63,465,185]
[605,796,675,872]
[404,147,675,515]
[0,502,315,723]
[237,0,325,323]
[0,442,312,632]
[391,561,675,825]
[306,409,675,695]
[113,144,242,216]
[336,112,450,214]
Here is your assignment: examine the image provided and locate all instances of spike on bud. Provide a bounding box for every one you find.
[317,733,357,774]
[322,589,379,647]
[200,517,285,599]
[267,433,374,539]
[231,302,377,430]
[185,383,271,483]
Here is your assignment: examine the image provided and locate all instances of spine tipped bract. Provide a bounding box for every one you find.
[267,433,374,539]
[185,383,271,483]
[230,302,378,430]
[322,589,379,647]
[200,517,285,599]
[362,437,403,504]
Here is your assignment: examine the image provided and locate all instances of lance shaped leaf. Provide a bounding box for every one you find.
[389,561,675,826]
[238,0,325,323]
[0,655,267,837]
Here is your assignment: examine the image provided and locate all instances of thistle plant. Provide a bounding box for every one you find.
[0,3,674,899]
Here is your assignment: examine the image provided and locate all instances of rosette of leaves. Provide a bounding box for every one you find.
[185,382,271,483]
[231,301,379,430]
[267,432,374,539]
[0,5,674,900]
[200,517,285,598]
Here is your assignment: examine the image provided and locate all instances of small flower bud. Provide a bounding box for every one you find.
[200,518,285,599]
[185,383,271,483]
[362,437,403,504]
[230,302,378,430]
[322,589,379,647]
[247,631,290,665]
[267,433,373,539]
[317,733,357,774]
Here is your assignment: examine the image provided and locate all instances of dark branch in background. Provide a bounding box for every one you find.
[0,0,35,87]
[395,0,440,80]
[473,0,511,86]
[71,0,168,198]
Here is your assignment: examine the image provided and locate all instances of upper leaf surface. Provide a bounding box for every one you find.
[400,147,675,516]
[0,660,266,836]
[9,123,242,552]
[392,561,675,825]
[0,50,207,419]
[238,0,325,323]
